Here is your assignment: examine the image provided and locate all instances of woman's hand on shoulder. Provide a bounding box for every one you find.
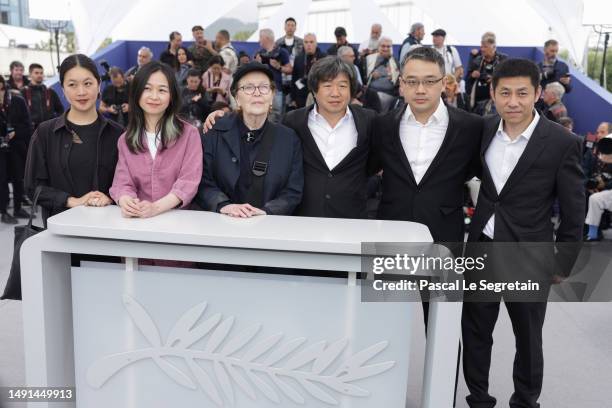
[203,110,227,133]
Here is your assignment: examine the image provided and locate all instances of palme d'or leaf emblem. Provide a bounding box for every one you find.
[87,295,396,406]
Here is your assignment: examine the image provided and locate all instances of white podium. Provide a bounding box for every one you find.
[21,206,461,407]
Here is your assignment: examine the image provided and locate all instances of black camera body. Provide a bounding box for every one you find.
[258,49,282,68]
[99,60,112,82]
[597,137,612,155]
[586,172,612,190]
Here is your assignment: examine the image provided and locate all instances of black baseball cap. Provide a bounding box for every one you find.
[431,29,447,37]
[334,26,347,37]
[231,61,275,94]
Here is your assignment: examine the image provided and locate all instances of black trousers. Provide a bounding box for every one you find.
[0,150,8,213]
[7,139,27,212]
[462,298,548,408]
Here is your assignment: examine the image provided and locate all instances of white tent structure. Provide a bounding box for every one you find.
[26,0,611,67]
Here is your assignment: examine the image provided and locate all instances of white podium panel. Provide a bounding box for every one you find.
[21,207,461,408]
[72,265,412,407]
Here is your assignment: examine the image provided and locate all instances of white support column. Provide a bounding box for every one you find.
[421,301,463,408]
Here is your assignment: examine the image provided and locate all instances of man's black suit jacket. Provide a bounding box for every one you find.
[375,104,483,242]
[468,114,584,243]
[282,104,377,219]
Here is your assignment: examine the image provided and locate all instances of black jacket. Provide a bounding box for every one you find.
[196,114,303,215]
[468,114,584,243]
[283,104,377,219]
[1,93,31,143]
[24,112,122,223]
[375,104,483,242]
[21,84,64,125]
[291,48,326,108]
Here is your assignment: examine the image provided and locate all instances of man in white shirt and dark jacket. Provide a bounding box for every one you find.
[283,56,377,219]
[374,46,483,243]
[462,58,584,408]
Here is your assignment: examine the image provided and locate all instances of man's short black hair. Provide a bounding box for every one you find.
[492,58,540,91]
[192,25,204,32]
[307,56,357,97]
[169,31,181,41]
[29,63,43,72]
[285,17,296,24]
[401,46,445,75]
[187,68,201,78]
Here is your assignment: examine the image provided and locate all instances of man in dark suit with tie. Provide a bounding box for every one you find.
[461,58,584,408]
[375,46,483,242]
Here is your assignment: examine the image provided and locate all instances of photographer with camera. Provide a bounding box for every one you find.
[583,122,612,178]
[0,75,32,223]
[189,25,217,72]
[180,69,210,133]
[99,66,130,127]
[254,28,292,123]
[466,33,507,115]
[585,136,612,240]
[538,39,572,93]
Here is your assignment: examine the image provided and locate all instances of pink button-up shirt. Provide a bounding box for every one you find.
[110,122,203,208]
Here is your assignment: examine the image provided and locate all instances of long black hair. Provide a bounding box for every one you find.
[125,61,183,154]
[59,54,101,86]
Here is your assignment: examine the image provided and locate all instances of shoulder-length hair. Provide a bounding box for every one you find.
[125,61,183,154]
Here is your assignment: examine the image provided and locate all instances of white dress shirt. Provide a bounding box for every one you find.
[482,111,540,238]
[307,105,358,171]
[399,99,449,184]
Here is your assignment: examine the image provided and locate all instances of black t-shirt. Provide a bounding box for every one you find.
[67,118,100,198]
[101,83,129,126]
[234,118,267,204]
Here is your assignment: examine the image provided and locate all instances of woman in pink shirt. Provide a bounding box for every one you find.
[202,56,232,104]
[110,61,203,218]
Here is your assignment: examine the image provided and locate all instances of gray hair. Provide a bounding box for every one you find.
[377,37,393,54]
[400,45,445,75]
[304,32,317,41]
[545,82,565,100]
[337,45,355,57]
[481,32,496,45]
[138,46,153,58]
[410,22,424,34]
[307,56,358,97]
[259,28,275,41]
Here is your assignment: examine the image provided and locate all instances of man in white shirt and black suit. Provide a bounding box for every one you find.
[283,56,377,219]
[462,58,584,408]
[375,46,483,242]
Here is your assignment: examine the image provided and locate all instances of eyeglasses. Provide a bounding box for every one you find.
[238,84,272,95]
[400,77,444,88]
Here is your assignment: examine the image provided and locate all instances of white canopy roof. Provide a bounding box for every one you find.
[30,0,611,67]
[0,23,49,48]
